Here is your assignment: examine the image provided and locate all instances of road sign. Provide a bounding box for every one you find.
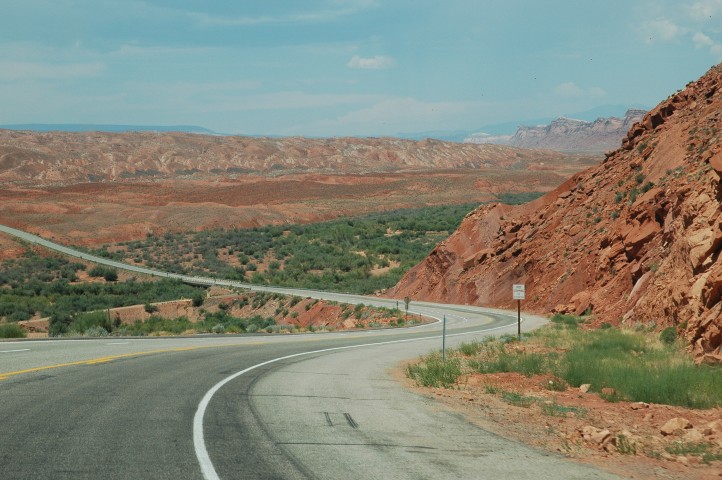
[513,284,525,300]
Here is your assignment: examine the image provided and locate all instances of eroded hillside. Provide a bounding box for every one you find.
[390,64,722,360]
[0,133,597,246]
[0,132,592,185]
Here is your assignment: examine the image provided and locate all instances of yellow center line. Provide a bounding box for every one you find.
[0,333,379,381]
[0,343,267,381]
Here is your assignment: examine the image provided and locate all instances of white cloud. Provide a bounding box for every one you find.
[687,0,722,21]
[692,31,722,59]
[693,31,715,47]
[347,55,395,69]
[639,18,685,44]
[552,82,605,99]
[0,61,104,81]
[553,82,584,97]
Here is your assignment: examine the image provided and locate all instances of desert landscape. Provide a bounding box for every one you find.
[5,3,722,479]
[0,132,597,246]
[3,64,722,479]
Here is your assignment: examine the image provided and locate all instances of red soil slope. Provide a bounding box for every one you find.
[390,64,722,360]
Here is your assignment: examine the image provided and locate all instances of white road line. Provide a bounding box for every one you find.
[0,349,31,353]
[106,342,130,345]
[193,315,521,480]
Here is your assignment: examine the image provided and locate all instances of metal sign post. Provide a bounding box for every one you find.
[442,315,447,362]
[512,284,525,339]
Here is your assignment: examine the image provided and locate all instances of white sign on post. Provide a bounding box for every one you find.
[512,284,525,300]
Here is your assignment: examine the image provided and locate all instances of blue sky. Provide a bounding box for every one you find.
[1,0,721,136]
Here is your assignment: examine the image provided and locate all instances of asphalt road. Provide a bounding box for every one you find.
[0,311,620,480]
[0,225,621,479]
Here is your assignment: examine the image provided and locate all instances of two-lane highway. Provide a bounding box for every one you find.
[0,225,621,478]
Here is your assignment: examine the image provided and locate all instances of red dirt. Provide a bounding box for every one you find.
[0,169,585,248]
[398,369,722,480]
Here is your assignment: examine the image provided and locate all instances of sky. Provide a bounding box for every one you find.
[1,0,721,137]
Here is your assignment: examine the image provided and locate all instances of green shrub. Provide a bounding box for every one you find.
[550,313,583,328]
[103,269,118,282]
[69,311,112,335]
[458,340,483,356]
[0,323,26,338]
[660,326,677,345]
[144,303,158,314]
[192,292,205,307]
[84,326,109,337]
[88,265,107,277]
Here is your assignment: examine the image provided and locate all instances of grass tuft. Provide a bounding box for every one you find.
[406,353,461,388]
[501,391,538,408]
[540,402,587,418]
[665,441,722,463]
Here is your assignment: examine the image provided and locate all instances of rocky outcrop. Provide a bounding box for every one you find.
[390,64,722,359]
[468,110,646,153]
[512,110,646,152]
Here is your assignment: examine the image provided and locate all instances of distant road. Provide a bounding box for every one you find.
[0,224,617,479]
[0,223,418,310]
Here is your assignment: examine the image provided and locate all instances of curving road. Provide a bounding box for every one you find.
[0,225,621,479]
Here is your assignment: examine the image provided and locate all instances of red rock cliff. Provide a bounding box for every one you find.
[389,64,722,359]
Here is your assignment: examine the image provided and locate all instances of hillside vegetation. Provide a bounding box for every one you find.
[0,251,206,336]
[89,203,493,294]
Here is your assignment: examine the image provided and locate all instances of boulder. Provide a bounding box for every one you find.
[581,426,611,445]
[707,419,722,434]
[682,428,705,443]
[710,152,722,175]
[579,384,591,393]
[623,220,661,259]
[698,353,722,365]
[688,227,719,270]
[660,417,693,436]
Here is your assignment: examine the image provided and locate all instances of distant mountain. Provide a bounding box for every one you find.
[398,104,648,142]
[464,109,647,153]
[0,124,219,135]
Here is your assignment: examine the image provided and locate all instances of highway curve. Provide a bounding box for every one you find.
[0,225,621,479]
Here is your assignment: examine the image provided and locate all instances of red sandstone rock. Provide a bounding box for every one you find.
[388,63,722,359]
